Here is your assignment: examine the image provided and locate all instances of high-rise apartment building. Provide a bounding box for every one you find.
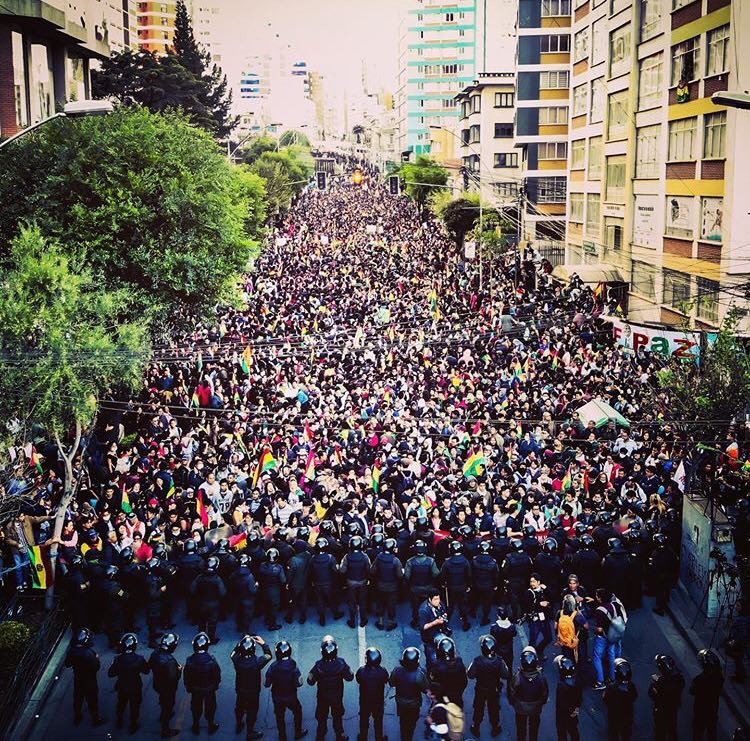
[515,0,572,249]
[135,0,176,53]
[564,0,746,329]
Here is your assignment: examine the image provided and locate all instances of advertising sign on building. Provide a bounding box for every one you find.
[701,197,723,242]
[665,195,694,238]
[632,194,658,248]
[610,317,701,362]
[464,240,477,259]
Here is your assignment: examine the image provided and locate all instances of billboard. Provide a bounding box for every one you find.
[632,194,659,248]
[610,317,701,362]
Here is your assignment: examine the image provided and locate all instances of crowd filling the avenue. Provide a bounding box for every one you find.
[3,162,749,741]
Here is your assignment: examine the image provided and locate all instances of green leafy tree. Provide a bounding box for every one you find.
[0,225,149,603]
[441,194,482,246]
[170,0,236,138]
[279,130,311,149]
[233,167,267,243]
[397,156,449,207]
[0,108,257,331]
[249,149,313,214]
[238,136,278,165]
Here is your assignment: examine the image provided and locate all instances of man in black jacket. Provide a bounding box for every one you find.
[231,634,273,740]
[472,541,499,625]
[64,628,105,727]
[429,636,468,707]
[468,634,508,738]
[690,649,724,741]
[440,541,472,631]
[310,538,344,626]
[229,554,258,633]
[307,635,354,741]
[258,548,286,630]
[389,647,428,741]
[356,646,389,741]
[190,556,227,644]
[148,632,182,738]
[508,646,548,741]
[648,654,685,741]
[340,535,371,628]
[371,539,403,631]
[184,632,222,734]
[108,632,151,734]
[285,539,312,624]
[264,640,308,741]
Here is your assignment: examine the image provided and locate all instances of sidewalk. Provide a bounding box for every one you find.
[667,580,749,728]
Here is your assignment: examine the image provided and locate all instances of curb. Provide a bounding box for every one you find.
[667,584,748,729]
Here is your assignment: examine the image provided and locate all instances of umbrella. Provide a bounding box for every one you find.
[576,398,630,429]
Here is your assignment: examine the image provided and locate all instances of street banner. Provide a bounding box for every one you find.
[608,317,701,362]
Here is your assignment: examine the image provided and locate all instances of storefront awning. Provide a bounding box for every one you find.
[551,264,625,285]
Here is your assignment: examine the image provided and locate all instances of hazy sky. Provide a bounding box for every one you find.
[229,0,403,95]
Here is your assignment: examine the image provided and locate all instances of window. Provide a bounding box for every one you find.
[538,142,568,159]
[700,197,723,241]
[571,139,586,168]
[607,90,629,140]
[672,0,693,8]
[539,106,568,124]
[586,194,601,236]
[569,192,584,222]
[640,0,663,42]
[663,270,692,310]
[573,84,587,117]
[541,35,570,53]
[446,12,454,20]
[668,117,696,160]
[471,95,481,113]
[635,124,661,178]
[632,261,657,300]
[706,25,729,76]
[494,92,514,107]
[588,136,603,179]
[537,176,567,203]
[494,182,519,197]
[638,53,663,110]
[605,155,627,202]
[696,278,719,322]
[574,27,589,62]
[469,124,480,143]
[540,70,570,88]
[592,18,607,66]
[609,25,631,78]
[494,152,519,167]
[671,36,700,86]
[703,111,726,158]
[494,122,513,138]
[605,217,624,252]
[11,31,28,128]
[590,76,605,122]
[541,0,571,15]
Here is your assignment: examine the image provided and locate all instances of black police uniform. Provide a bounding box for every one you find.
[229,564,258,633]
[258,559,287,629]
[65,642,102,725]
[108,649,150,731]
[467,653,508,734]
[310,551,343,625]
[405,553,439,627]
[649,544,679,615]
[65,564,91,633]
[146,570,166,647]
[285,547,312,623]
[603,680,638,741]
[690,664,723,741]
[356,661,389,741]
[430,656,468,707]
[556,678,582,741]
[570,545,601,594]
[178,549,203,615]
[190,570,227,641]
[472,552,499,624]
[307,655,354,741]
[533,551,563,608]
[101,575,128,648]
[389,662,428,741]
[372,549,403,629]
[184,649,222,731]
[441,552,472,628]
[265,656,306,741]
[148,645,182,736]
[502,550,533,621]
[509,662,549,741]
[490,617,517,672]
[232,642,272,737]
[648,666,685,741]
[119,559,145,630]
[602,547,633,606]
[340,548,371,627]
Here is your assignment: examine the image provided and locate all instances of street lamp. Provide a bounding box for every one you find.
[0,99,113,150]
[711,91,750,110]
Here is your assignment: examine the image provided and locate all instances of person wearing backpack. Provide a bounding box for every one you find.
[508,646,549,741]
[426,693,464,741]
[556,594,587,664]
[593,588,626,690]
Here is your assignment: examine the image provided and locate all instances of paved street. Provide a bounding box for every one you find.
[27,592,739,741]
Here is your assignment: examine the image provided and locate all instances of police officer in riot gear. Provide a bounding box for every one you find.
[190,556,227,643]
[148,632,182,738]
[231,634,273,739]
[307,635,354,741]
[230,554,258,633]
[468,634,508,737]
[108,633,151,734]
[472,541,499,625]
[340,535,371,628]
[554,655,582,741]
[570,534,600,594]
[259,548,286,630]
[533,538,563,611]
[371,535,403,631]
[310,538,344,626]
[649,534,679,616]
[265,641,308,741]
[441,540,472,631]
[603,658,637,741]
[648,654,685,741]
[405,539,439,628]
[690,648,724,741]
[430,635,468,707]
[502,539,533,621]
[356,646,389,741]
[178,540,203,622]
[101,564,127,648]
[184,632,222,734]
[389,647,428,741]
[286,535,313,624]
[64,627,105,727]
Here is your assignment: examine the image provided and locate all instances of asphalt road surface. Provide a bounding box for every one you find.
[28,594,739,740]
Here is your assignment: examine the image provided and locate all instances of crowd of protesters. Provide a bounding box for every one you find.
[2,161,749,740]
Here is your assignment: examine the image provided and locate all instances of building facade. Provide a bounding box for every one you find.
[516,0,572,253]
[564,0,746,329]
[135,0,175,53]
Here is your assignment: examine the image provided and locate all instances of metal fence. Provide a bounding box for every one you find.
[536,240,566,267]
[0,594,69,736]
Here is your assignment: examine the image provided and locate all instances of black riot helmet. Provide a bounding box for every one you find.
[119,546,134,563]
[184,540,197,554]
[237,554,251,568]
[159,632,179,653]
[495,525,508,538]
[653,532,668,546]
[416,516,430,532]
[347,522,361,537]
[598,511,613,525]
[543,538,557,554]
[193,632,210,653]
[449,540,463,556]
[384,538,397,554]
[147,556,161,572]
[580,534,595,548]
[75,627,93,648]
[511,538,524,552]
[520,646,538,671]
[235,635,257,659]
[365,647,382,667]
[315,537,329,554]
[276,526,289,542]
[349,535,364,552]
[205,555,219,573]
[246,531,260,547]
[608,537,622,551]
[371,533,385,548]
[275,640,292,660]
[152,542,168,560]
[319,520,334,534]
[71,554,84,569]
[436,636,456,661]
[401,646,420,670]
[297,526,310,541]
[478,541,491,555]
[698,648,720,669]
[266,547,280,564]
[120,633,138,653]
[479,634,497,658]
[614,657,632,683]
[216,538,230,552]
[556,655,576,684]
[413,539,427,555]
[105,564,119,580]
[523,525,537,538]
[321,635,338,661]
[371,524,384,535]
[655,654,676,674]
[573,522,588,536]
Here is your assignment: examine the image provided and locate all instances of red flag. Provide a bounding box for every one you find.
[471,420,481,436]
[196,491,209,527]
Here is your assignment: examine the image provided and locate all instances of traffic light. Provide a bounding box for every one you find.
[316,171,326,190]
[388,175,400,195]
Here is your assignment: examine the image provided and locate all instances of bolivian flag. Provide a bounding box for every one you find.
[121,488,133,514]
[28,545,53,589]
[371,460,382,494]
[304,449,316,481]
[463,450,486,479]
[240,346,253,374]
[251,447,277,489]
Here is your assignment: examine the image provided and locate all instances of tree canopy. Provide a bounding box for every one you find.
[249,149,313,214]
[0,107,261,332]
[279,130,311,149]
[397,156,449,207]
